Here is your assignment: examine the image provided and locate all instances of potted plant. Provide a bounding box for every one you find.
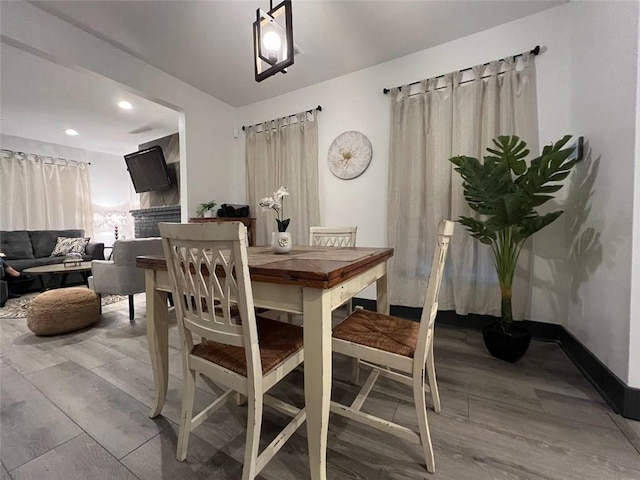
[450,135,577,362]
[259,186,291,253]
[196,200,217,218]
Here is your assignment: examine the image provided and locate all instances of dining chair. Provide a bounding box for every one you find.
[159,221,306,480]
[309,226,357,248]
[330,220,454,473]
[308,225,360,378]
[272,225,360,326]
[308,225,358,313]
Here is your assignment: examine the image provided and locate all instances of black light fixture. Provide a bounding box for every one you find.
[253,0,294,82]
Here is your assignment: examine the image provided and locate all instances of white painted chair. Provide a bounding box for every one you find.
[159,221,306,480]
[309,225,358,313]
[275,225,360,325]
[308,226,360,375]
[330,220,454,473]
[309,226,357,248]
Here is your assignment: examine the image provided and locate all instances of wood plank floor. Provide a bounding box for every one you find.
[1,295,639,479]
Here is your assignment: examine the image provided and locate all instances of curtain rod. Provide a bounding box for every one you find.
[382,45,541,94]
[1,149,91,165]
[242,105,322,131]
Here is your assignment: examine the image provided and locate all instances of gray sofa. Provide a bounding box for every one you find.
[0,229,105,292]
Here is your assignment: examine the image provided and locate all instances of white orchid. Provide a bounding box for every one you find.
[259,186,290,232]
[273,186,289,201]
[259,196,281,212]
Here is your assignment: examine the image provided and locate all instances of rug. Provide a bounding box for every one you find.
[0,291,128,319]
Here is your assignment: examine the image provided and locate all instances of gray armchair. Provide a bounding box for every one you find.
[89,238,163,320]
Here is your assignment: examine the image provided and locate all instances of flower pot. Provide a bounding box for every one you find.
[272,232,291,254]
[203,210,215,218]
[482,321,532,363]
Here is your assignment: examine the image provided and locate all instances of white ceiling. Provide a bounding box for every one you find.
[0,43,180,155]
[1,0,564,156]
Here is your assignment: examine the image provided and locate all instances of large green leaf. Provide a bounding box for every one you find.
[485,136,530,175]
[451,155,514,216]
[459,216,495,244]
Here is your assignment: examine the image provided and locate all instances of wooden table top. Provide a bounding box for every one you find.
[136,246,393,289]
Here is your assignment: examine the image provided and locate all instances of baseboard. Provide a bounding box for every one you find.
[352,297,640,421]
[557,327,640,420]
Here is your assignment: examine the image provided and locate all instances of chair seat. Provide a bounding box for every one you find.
[333,309,419,358]
[192,317,303,376]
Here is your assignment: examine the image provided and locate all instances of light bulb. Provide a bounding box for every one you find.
[118,101,133,110]
[262,30,282,52]
[64,129,79,136]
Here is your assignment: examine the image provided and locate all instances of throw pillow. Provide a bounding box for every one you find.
[50,237,90,257]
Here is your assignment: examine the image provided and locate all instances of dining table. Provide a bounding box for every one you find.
[136,244,393,480]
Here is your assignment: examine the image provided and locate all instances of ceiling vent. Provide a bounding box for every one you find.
[128,123,161,135]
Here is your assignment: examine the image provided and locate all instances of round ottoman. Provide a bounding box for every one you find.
[27,287,100,336]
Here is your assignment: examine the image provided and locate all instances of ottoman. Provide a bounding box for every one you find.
[27,287,100,335]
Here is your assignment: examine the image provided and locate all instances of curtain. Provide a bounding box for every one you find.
[387,54,538,318]
[0,151,94,236]
[246,111,320,246]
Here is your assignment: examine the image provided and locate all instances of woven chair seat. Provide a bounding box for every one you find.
[192,317,303,376]
[333,309,419,358]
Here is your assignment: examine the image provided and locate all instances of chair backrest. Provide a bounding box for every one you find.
[112,238,163,266]
[414,220,454,369]
[309,226,357,247]
[159,222,262,379]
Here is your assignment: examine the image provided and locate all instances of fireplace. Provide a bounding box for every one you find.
[130,206,181,238]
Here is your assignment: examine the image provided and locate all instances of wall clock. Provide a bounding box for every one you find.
[327,131,372,180]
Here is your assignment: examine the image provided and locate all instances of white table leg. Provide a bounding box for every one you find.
[376,269,389,315]
[303,287,332,480]
[145,269,169,418]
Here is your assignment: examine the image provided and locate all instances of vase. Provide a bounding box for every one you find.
[271,232,292,254]
[482,322,532,363]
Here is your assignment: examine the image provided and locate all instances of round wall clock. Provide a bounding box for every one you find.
[327,131,372,180]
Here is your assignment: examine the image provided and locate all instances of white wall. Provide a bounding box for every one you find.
[237,2,640,386]
[1,133,135,245]
[1,1,240,223]
[564,1,639,386]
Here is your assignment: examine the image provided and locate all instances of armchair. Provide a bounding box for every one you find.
[88,238,163,320]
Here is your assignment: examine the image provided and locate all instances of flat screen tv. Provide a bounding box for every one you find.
[124,145,172,193]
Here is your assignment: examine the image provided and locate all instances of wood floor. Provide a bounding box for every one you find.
[1,296,639,479]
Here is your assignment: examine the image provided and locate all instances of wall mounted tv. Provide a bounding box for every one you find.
[124,145,172,193]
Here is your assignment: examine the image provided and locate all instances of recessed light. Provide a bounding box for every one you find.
[118,101,133,110]
[65,129,79,136]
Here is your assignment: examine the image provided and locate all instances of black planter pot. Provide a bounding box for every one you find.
[482,322,532,363]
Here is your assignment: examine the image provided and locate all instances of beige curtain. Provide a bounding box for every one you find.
[246,111,320,246]
[387,54,538,318]
[0,151,94,236]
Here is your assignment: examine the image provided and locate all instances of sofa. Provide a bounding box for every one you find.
[0,262,8,306]
[0,229,105,292]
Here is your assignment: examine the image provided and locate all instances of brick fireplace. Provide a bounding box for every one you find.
[130,205,181,238]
